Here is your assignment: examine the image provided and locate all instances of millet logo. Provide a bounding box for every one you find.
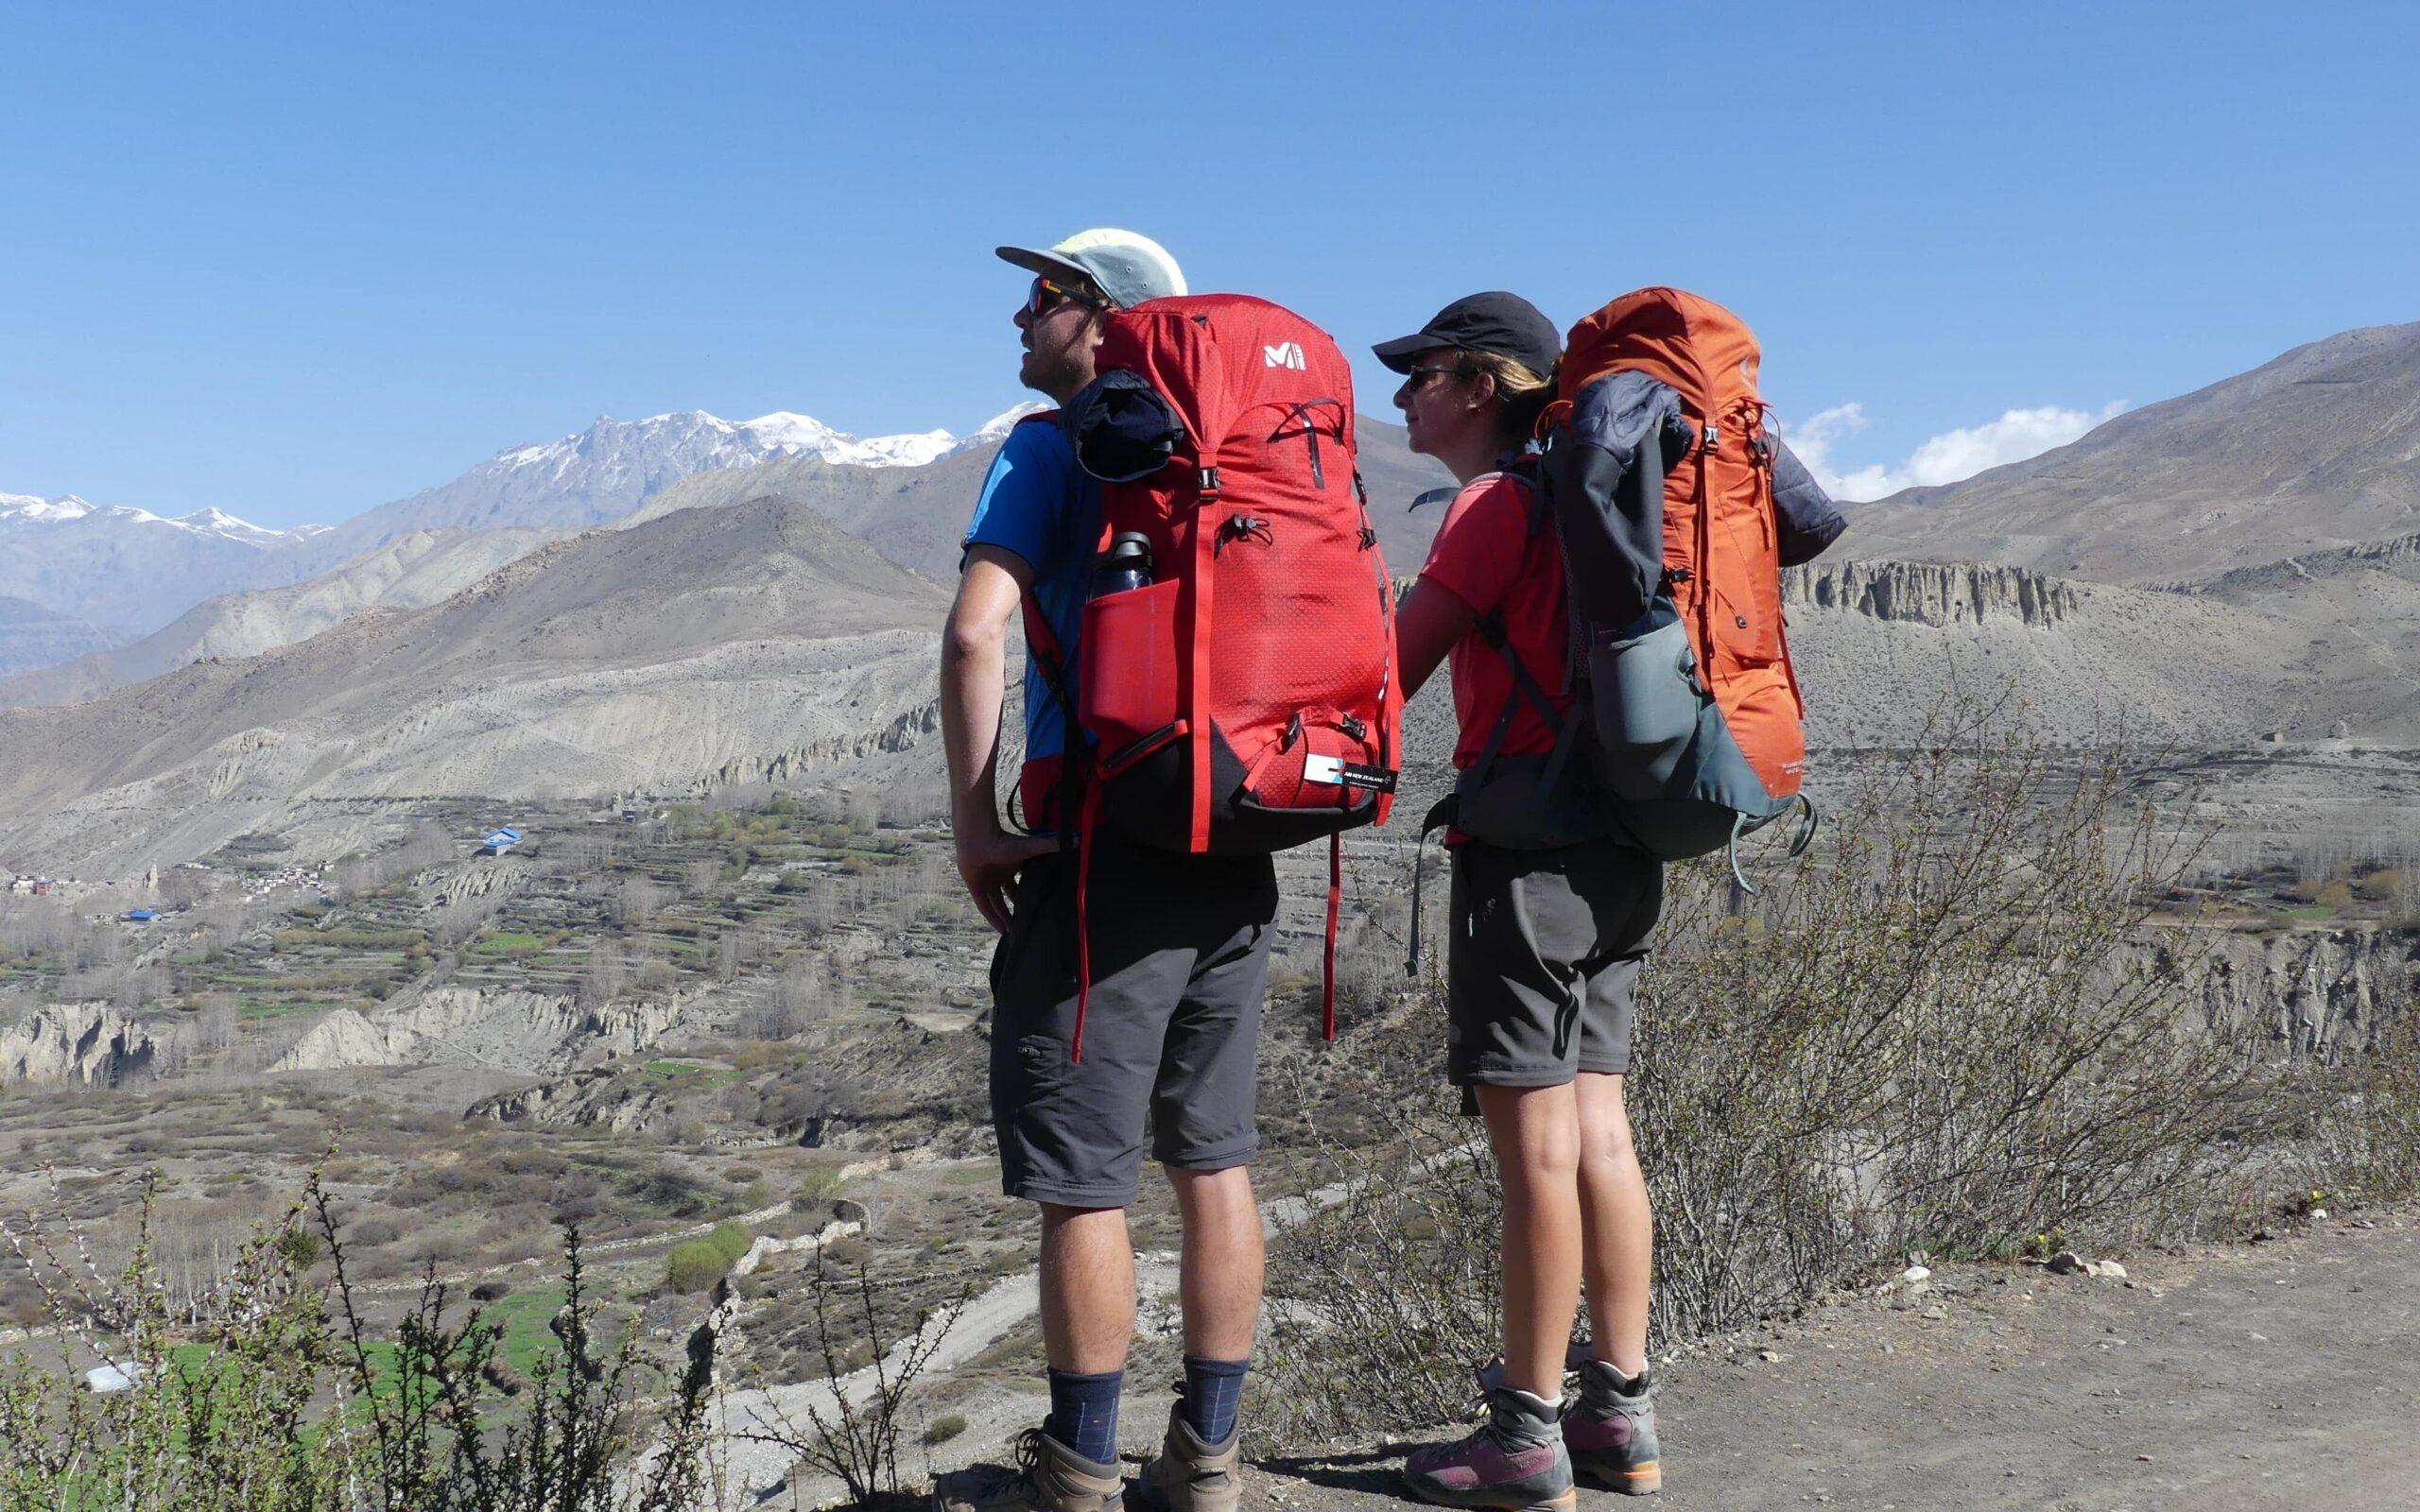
[1263,341,1307,370]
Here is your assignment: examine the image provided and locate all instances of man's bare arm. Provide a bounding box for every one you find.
[941,546,1052,931]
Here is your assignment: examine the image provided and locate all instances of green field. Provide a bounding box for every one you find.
[238,997,350,1021]
[638,1059,741,1089]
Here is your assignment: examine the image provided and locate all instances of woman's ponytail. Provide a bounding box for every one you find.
[1464,350,1558,447]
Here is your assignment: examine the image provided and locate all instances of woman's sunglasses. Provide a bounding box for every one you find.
[1398,362,1466,392]
[1026,276,1104,316]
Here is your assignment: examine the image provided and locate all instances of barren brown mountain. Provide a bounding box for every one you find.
[0,497,948,876]
[1846,320,2420,582]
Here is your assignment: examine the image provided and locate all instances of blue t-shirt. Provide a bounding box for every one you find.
[960,420,1100,763]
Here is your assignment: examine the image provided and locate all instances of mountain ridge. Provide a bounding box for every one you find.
[1845,320,2420,582]
[0,404,1034,647]
[0,494,952,876]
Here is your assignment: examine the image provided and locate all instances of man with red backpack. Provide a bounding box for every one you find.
[935,230,1267,1512]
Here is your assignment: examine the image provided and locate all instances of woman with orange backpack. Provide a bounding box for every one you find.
[1381,286,1846,1509]
[1380,292,1665,1508]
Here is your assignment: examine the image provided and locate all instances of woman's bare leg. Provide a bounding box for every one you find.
[1475,1081,1583,1399]
[1574,1071,1651,1376]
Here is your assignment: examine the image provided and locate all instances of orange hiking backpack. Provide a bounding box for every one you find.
[1540,287,1821,870]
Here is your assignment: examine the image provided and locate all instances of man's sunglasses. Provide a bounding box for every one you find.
[1026,276,1105,316]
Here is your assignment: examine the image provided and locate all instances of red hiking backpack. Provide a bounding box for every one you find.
[1020,295,1401,1057]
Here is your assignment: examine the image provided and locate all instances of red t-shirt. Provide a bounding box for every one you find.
[1415,472,1574,769]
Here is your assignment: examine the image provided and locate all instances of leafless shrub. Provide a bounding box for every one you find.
[0,1165,722,1510]
[1263,695,2285,1443]
[2302,971,2420,1204]
[736,1263,968,1507]
[60,961,168,1012]
[544,833,612,878]
[193,896,249,959]
[432,890,505,948]
[613,877,669,928]
[1260,1027,1496,1442]
[844,789,880,836]
[877,776,950,831]
[579,942,634,1007]
[0,1174,348,1509]
[192,992,239,1055]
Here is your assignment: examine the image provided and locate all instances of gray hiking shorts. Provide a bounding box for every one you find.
[1447,836,1662,1093]
[988,829,1278,1209]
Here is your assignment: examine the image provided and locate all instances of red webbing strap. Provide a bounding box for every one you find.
[1071,782,1101,1063]
[1322,832,1342,1043]
[1018,590,1089,848]
[1185,452,1220,852]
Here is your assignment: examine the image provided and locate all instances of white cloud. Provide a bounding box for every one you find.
[1786,400,2127,502]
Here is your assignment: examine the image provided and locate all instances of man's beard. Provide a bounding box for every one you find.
[1022,344,1085,402]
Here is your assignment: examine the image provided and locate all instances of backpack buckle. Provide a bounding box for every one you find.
[1702,421,1720,452]
[1197,466,1222,497]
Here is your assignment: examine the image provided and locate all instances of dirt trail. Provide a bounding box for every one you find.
[711,1166,1390,1498]
[1270,1214,2420,1512]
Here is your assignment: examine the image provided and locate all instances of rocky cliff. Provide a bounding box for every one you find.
[269,987,681,1075]
[1785,558,2080,628]
[2148,923,2419,1057]
[0,1003,174,1087]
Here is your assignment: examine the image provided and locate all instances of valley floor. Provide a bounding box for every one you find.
[1253,1211,2419,1512]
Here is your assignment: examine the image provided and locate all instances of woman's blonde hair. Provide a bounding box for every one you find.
[1461,349,1558,444]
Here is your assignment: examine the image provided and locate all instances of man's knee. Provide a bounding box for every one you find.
[1039,1201,1129,1243]
[1165,1162,1255,1217]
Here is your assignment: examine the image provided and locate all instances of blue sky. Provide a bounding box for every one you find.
[4,2,2414,529]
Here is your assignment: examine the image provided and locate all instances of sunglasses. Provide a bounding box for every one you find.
[1026,276,1104,317]
[1398,362,1465,392]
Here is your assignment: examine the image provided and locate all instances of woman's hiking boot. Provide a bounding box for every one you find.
[1563,1357,1661,1495]
[1131,1393,1242,1511]
[932,1427,1122,1512]
[1402,1366,1575,1511]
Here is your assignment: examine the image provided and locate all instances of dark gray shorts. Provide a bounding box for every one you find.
[1447,837,1662,1091]
[988,831,1277,1208]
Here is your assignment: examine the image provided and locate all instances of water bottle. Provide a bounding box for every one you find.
[1090,532,1154,598]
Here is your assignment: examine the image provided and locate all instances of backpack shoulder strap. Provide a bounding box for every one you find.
[992,409,1091,844]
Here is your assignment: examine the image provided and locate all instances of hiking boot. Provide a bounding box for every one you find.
[1563,1357,1661,1495]
[933,1427,1123,1512]
[1130,1394,1242,1511]
[1402,1363,1574,1511]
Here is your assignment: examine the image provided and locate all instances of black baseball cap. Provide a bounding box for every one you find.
[1373,292,1562,380]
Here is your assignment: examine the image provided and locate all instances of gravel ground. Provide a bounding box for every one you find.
[1253,1211,2420,1512]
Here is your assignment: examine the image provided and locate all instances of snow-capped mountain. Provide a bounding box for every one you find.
[297,409,994,567]
[0,492,303,543]
[950,401,1051,453]
[3,403,1030,656]
[0,493,321,641]
[736,412,959,468]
